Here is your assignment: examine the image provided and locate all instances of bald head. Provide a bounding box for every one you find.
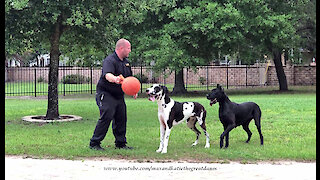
[115,38,131,60]
[116,39,130,50]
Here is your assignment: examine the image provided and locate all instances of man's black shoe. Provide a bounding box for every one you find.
[115,145,133,150]
[89,145,105,151]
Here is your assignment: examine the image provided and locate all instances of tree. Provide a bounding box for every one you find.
[292,0,316,59]
[164,1,245,93]
[159,0,302,91]
[120,0,193,93]
[238,0,301,91]
[129,0,315,92]
[145,34,193,94]
[5,0,138,119]
[123,0,246,94]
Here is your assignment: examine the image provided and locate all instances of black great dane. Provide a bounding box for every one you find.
[207,84,263,148]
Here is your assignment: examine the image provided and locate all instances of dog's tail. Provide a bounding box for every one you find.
[202,109,207,123]
[253,104,261,127]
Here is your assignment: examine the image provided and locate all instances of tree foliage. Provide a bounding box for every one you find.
[121,0,313,92]
[5,0,147,118]
[6,0,316,96]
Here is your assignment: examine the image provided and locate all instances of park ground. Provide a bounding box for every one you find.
[5,86,316,179]
[5,155,316,180]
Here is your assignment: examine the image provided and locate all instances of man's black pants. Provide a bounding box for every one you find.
[90,91,127,147]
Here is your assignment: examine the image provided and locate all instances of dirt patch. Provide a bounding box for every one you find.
[21,114,82,123]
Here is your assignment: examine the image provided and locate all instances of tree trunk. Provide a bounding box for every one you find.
[172,69,187,94]
[45,17,63,119]
[272,49,288,91]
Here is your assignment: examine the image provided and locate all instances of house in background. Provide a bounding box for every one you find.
[28,54,50,67]
[29,54,68,67]
[7,53,68,67]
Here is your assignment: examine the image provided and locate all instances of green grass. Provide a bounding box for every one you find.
[5,82,95,96]
[6,81,316,97]
[5,88,316,162]
[5,82,212,96]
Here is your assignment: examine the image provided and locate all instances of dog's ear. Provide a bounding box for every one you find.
[161,85,168,94]
[217,84,224,91]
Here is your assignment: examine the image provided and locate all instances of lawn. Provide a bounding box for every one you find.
[5,81,248,96]
[5,82,95,96]
[5,87,316,162]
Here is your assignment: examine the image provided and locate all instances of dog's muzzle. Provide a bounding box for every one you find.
[207,94,217,106]
[146,90,157,102]
[147,94,157,102]
[209,98,217,106]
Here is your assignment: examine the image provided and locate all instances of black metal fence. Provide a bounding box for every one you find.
[5,65,267,97]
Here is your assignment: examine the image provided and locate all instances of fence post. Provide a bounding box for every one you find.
[140,64,143,93]
[90,66,93,94]
[185,67,188,90]
[293,65,295,85]
[34,68,37,97]
[163,69,166,85]
[226,63,229,89]
[246,65,248,87]
[206,65,209,91]
[63,66,65,96]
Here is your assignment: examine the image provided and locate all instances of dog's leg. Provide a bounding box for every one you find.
[257,126,263,145]
[161,127,171,154]
[257,125,263,145]
[200,110,210,148]
[242,123,252,143]
[255,122,263,145]
[187,117,200,146]
[191,129,200,146]
[253,107,264,145]
[156,123,166,153]
[220,124,236,148]
[200,123,210,148]
[225,132,229,148]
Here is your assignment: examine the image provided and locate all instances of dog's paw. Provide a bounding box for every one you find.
[160,148,167,154]
[161,150,167,154]
[205,144,210,148]
[191,142,198,146]
[156,148,162,153]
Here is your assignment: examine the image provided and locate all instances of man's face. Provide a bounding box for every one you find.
[122,42,131,58]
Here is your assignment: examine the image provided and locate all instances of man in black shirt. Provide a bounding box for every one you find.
[89,39,136,150]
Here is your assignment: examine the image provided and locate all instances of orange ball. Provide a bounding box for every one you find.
[121,76,141,96]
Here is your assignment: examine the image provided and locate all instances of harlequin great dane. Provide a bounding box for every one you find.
[146,84,210,154]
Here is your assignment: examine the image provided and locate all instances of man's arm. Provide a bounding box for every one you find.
[105,73,123,84]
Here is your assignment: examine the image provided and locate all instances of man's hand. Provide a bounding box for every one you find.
[114,76,124,84]
[105,73,123,84]
[133,93,138,99]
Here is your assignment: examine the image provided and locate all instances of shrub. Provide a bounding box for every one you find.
[61,74,90,84]
[199,77,206,85]
[37,77,46,83]
[133,73,148,83]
